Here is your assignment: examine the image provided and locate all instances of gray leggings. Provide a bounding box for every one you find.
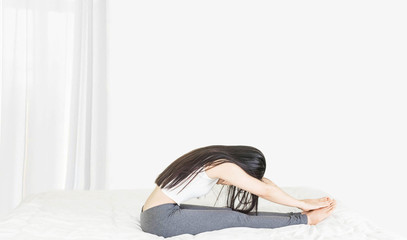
[140,203,308,238]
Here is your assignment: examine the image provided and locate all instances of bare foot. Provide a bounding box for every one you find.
[303,199,336,225]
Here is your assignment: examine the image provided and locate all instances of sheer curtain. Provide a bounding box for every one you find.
[0,0,108,218]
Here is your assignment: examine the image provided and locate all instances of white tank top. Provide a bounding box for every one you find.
[160,168,219,205]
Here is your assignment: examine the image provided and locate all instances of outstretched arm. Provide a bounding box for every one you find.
[259,176,307,209]
[206,162,331,211]
[261,177,332,211]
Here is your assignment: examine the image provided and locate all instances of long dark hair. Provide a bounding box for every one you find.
[155,145,266,215]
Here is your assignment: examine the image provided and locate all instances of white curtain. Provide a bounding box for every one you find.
[0,0,108,218]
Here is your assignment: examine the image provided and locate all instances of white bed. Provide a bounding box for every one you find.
[0,186,405,240]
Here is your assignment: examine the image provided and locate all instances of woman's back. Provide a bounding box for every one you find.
[142,166,218,212]
[160,168,219,205]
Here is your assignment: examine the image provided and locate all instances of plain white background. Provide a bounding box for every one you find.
[106,0,407,238]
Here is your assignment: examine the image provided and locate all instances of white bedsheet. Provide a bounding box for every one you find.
[0,186,405,240]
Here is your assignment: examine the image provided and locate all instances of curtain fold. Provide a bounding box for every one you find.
[0,0,108,218]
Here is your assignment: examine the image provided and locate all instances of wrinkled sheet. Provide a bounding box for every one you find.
[0,186,405,240]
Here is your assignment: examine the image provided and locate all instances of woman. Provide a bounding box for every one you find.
[140,145,336,237]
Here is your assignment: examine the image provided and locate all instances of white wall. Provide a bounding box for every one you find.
[106,0,407,237]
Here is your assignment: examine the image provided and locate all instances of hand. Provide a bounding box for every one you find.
[299,197,333,211]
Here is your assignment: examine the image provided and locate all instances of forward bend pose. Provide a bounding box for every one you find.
[140,145,336,237]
